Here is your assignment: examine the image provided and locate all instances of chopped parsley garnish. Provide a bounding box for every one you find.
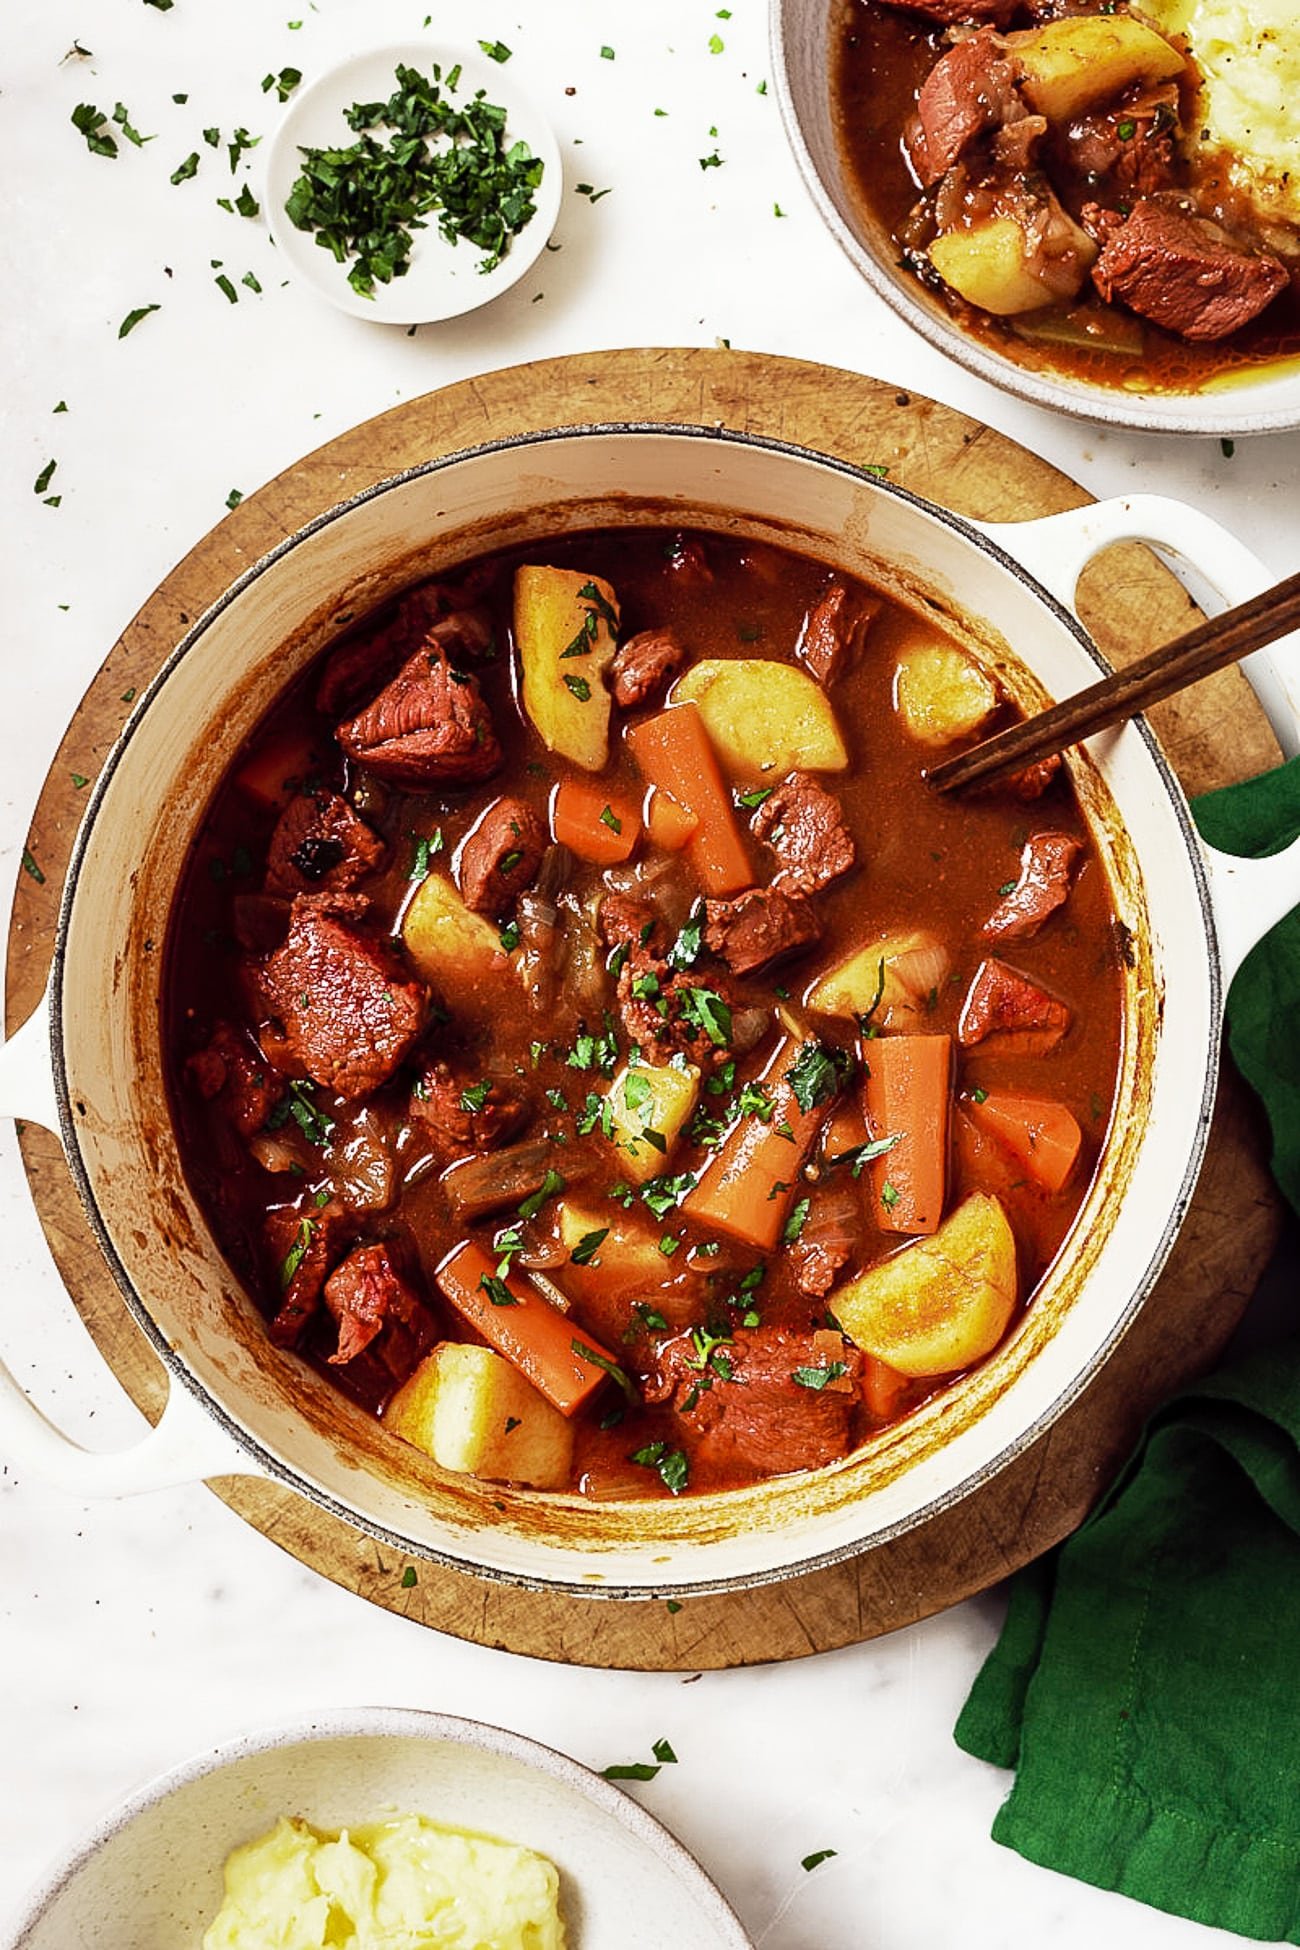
[570,1227,608,1266]
[659,1233,681,1258]
[400,1565,418,1588]
[71,102,119,157]
[793,1361,847,1391]
[499,919,521,952]
[265,1077,335,1146]
[652,1737,678,1763]
[171,151,200,183]
[680,986,731,1048]
[880,1181,901,1211]
[785,1040,849,1112]
[640,1171,695,1220]
[215,272,239,303]
[633,1302,669,1332]
[224,488,243,510]
[284,60,546,295]
[33,461,57,496]
[600,44,615,59]
[699,150,723,170]
[118,303,160,338]
[408,831,442,881]
[630,1440,689,1494]
[226,126,260,174]
[572,1339,635,1397]
[599,804,622,835]
[708,32,725,52]
[1116,118,1136,140]
[459,1078,493,1113]
[602,1760,660,1782]
[279,1216,315,1287]
[667,905,705,971]
[623,1071,653,1114]
[782,1196,811,1243]
[21,848,45,885]
[576,1091,614,1138]
[855,958,887,1034]
[738,786,773,808]
[563,672,592,702]
[517,1167,564,1220]
[802,1849,837,1872]
[972,1086,989,1105]
[261,67,303,102]
[478,39,512,62]
[504,1415,521,1432]
[738,1079,774,1121]
[997,878,1018,896]
[479,1271,518,1307]
[565,1013,619,1077]
[493,1226,525,1277]
[832,1132,901,1179]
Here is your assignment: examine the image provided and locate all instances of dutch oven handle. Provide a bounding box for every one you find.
[0,991,253,1495]
[975,493,1300,985]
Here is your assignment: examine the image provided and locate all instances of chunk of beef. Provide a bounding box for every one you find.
[1005,753,1062,801]
[598,892,669,957]
[1091,201,1288,342]
[336,642,501,786]
[323,1240,434,1368]
[656,1326,861,1478]
[910,30,1027,186]
[789,1235,852,1301]
[959,956,1070,1053]
[611,628,687,711]
[983,832,1082,942]
[663,535,712,584]
[875,0,1019,25]
[187,1022,280,1138]
[750,773,855,896]
[316,584,451,717]
[704,885,821,978]
[797,584,880,687]
[248,898,426,1099]
[265,787,387,897]
[615,954,737,1072]
[457,796,546,916]
[1062,85,1179,200]
[264,1197,351,1348]
[409,1059,530,1160]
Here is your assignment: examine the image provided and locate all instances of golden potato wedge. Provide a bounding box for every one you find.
[673,657,848,781]
[514,566,618,772]
[1005,16,1185,123]
[833,1193,1018,1378]
[806,930,951,1029]
[603,1059,700,1182]
[894,641,999,747]
[383,1342,574,1490]
[557,1200,668,1288]
[401,869,508,995]
[929,204,1097,317]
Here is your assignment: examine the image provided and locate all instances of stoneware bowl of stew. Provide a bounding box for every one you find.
[2,1707,753,1949]
[0,424,1298,1599]
[771,0,1300,435]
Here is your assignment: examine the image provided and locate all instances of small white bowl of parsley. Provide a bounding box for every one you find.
[265,41,562,323]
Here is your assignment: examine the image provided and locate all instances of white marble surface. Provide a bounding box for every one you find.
[2,2,1297,1945]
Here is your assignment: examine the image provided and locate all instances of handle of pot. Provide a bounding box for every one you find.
[0,989,253,1494]
[976,493,1300,983]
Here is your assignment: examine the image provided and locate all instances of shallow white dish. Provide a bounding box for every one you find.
[264,42,562,324]
[1,1708,753,1949]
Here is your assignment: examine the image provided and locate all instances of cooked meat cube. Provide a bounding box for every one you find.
[1061,85,1179,200]
[264,1197,351,1348]
[315,584,451,716]
[1005,753,1062,801]
[336,642,502,786]
[983,832,1082,941]
[615,952,737,1072]
[875,0,1018,25]
[323,1240,434,1367]
[704,885,822,977]
[611,627,687,711]
[797,584,880,686]
[187,1022,280,1138]
[410,1060,530,1160]
[265,787,387,897]
[664,535,712,583]
[959,956,1070,1052]
[248,898,427,1099]
[1091,201,1288,343]
[910,31,1027,186]
[658,1326,862,1477]
[457,796,547,916]
[598,892,668,956]
[790,1235,852,1300]
[750,772,856,896]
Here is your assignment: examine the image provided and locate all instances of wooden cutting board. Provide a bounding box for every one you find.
[5,348,1284,1669]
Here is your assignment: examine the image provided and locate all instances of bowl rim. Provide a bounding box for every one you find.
[0,1705,755,1950]
[767,0,1300,439]
[47,420,1220,1598]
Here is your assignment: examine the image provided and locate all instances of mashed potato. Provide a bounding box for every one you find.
[202,1813,566,1950]
[1146,0,1300,227]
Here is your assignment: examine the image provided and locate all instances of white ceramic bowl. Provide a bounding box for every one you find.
[770,0,1300,437]
[1,425,1299,1598]
[1,1708,753,1950]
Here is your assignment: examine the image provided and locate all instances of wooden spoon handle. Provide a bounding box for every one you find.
[928,568,1300,795]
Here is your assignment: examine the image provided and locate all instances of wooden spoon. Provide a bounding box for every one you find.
[928,569,1300,795]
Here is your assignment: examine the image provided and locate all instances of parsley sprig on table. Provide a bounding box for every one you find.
[283,60,544,296]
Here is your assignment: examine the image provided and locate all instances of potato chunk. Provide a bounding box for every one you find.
[929,205,1096,317]
[894,642,999,747]
[1005,16,1186,123]
[558,1200,668,1288]
[401,870,507,991]
[673,658,848,781]
[514,566,618,772]
[383,1342,574,1490]
[603,1059,700,1182]
[833,1193,1018,1378]
[806,929,951,1029]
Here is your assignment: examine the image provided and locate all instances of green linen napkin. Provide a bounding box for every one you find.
[955,755,1300,1942]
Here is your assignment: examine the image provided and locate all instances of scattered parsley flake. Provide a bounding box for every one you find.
[782,1196,811,1243]
[738,786,772,809]
[215,272,239,303]
[70,773,89,790]
[72,103,118,158]
[171,151,200,183]
[118,304,160,338]
[572,1339,635,1397]
[234,183,260,218]
[225,488,244,510]
[667,1599,682,1614]
[630,1440,690,1494]
[602,1761,660,1782]
[112,102,154,147]
[261,67,302,102]
[563,672,592,701]
[881,1181,901,1211]
[33,461,57,496]
[785,1040,848,1112]
[571,1227,609,1266]
[479,1271,518,1308]
[517,1167,564,1220]
[279,1216,315,1287]
[699,151,723,170]
[652,1737,678,1763]
[793,1361,848,1391]
[802,1849,837,1872]
[708,33,725,52]
[242,270,263,292]
[479,39,512,63]
[1221,437,1235,459]
[53,400,68,413]
[21,849,45,885]
[400,1565,418,1588]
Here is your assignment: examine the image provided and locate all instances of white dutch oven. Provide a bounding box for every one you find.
[1,427,1298,1597]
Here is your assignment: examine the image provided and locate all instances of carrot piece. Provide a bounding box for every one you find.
[684,1038,832,1249]
[644,785,699,852]
[625,702,752,895]
[551,777,641,866]
[861,1353,912,1423]
[965,1090,1082,1195]
[862,1033,952,1236]
[822,1094,868,1165]
[435,1241,622,1417]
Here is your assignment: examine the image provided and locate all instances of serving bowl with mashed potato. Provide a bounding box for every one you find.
[773,0,1300,432]
[0,1709,753,1950]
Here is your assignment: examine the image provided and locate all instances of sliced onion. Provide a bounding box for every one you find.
[247,1131,305,1174]
[888,936,951,1008]
[527,1270,572,1316]
[328,1109,395,1211]
[579,1465,657,1503]
[800,1187,862,1254]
